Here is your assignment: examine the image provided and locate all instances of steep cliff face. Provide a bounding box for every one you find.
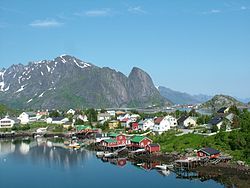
[0,55,168,109]
[127,67,169,107]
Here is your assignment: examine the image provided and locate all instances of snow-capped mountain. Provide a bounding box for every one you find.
[0,55,168,109]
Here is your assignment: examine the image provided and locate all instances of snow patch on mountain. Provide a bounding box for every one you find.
[15,84,27,93]
[3,84,10,92]
[0,81,4,91]
[0,70,6,91]
[60,55,67,63]
[27,98,33,103]
[39,92,45,98]
[18,76,22,84]
[73,59,91,69]
[46,65,51,72]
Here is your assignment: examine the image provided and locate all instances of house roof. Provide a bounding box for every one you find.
[148,143,160,147]
[177,115,189,124]
[109,120,119,123]
[76,125,91,131]
[52,117,66,121]
[9,117,20,123]
[108,133,119,137]
[98,113,111,117]
[154,117,163,125]
[0,117,14,121]
[103,139,117,143]
[217,107,228,114]
[226,113,234,122]
[121,118,129,122]
[198,147,220,155]
[131,136,147,143]
[24,112,37,117]
[138,120,144,124]
[116,111,126,115]
[209,116,223,125]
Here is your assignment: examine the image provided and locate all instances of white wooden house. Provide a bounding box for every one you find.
[18,112,38,124]
[177,116,197,128]
[67,109,75,115]
[0,116,15,128]
[46,117,69,125]
[153,115,177,134]
[138,119,154,131]
[97,113,111,122]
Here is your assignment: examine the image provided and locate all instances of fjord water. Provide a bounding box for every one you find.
[0,139,222,188]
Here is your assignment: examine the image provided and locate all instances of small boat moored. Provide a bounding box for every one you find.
[155,164,174,170]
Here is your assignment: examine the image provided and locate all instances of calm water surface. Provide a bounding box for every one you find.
[0,138,223,188]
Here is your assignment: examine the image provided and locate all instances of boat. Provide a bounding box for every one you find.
[67,142,81,149]
[155,164,174,170]
[64,141,70,145]
[136,163,143,166]
[104,152,114,158]
[96,151,105,158]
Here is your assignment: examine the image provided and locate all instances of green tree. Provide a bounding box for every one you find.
[49,110,60,117]
[211,125,218,133]
[231,116,240,129]
[85,108,98,122]
[100,109,106,113]
[75,118,85,125]
[229,105,240,116]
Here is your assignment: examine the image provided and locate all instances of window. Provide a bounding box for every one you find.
[0,121,11,124]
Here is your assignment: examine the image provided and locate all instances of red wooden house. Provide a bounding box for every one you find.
[146,144,160,153]
[100,133,127,148]
[108,133,127,146]
[100,139,118,147]
[197,147,221,159]
[131,122,139,130]
[130,136,152,148]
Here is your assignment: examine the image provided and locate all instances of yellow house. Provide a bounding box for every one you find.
[108,120,119,129]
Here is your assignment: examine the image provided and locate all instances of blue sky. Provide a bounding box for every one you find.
[0,0,250,98]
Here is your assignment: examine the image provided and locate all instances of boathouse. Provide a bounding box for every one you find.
[108,133,127,146]
[145,143,160,153]
[100,139,117,147]
[130,136,152,148]
[197,147,221,159]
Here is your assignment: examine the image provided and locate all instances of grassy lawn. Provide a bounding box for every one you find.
[150,129,249,164]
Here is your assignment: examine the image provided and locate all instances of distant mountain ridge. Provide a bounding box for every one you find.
[0,55,169,109]
[200,94,244,110]
[158,86,212,104]
[235,97,250,104]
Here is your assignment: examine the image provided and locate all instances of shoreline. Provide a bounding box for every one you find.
[1,133,249,176]
[0,131,67,138]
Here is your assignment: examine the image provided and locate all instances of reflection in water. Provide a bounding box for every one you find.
[19,142,30,155]
[0,139,248,188]
[0,140,15,156]
[158,169,171,176]
[0,138,92,169]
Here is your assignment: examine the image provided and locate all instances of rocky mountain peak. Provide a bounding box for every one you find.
[201,94,243,110]
[0,56,167,109]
